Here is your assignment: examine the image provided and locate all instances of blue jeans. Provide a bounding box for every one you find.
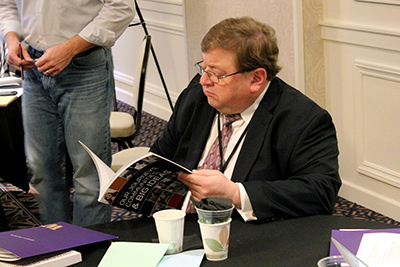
[23,47,113,226]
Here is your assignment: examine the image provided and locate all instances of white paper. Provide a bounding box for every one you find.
[357,233,400,267]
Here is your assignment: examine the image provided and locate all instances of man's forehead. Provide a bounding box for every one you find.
[202,49,236,69]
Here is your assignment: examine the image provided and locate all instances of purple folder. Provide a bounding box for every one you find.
[330,228,400,256]
[0,222,117,261]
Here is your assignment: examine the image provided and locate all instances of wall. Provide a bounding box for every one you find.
[113,0,400,222]
[303,0,325,107]
[113,0,309,121]
[322,0,400,221]
[112,0,188,121]
[184,0,297,90]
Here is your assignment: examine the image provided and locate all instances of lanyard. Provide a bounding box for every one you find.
[217,113,249,173]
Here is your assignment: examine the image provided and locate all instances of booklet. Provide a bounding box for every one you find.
[80,141,191,217]
[0,250,82,267]
[0,222,117,262]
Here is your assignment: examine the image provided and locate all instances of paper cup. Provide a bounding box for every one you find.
[195,205,234,224]
[317,256,348,267]
[153,209,185,254]
[198,218,232,261]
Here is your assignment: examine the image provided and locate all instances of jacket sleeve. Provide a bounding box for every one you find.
[244,107,341,221]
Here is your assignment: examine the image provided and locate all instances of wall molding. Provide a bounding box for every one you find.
[130,17,185,37]
[143,0,182,5]
[354,61,400,189]
[114,70,134,88]
[114,70,177,120]
[114,70,180,101]
[356,0,400,5]
[133,0,185,36]
[355,61,400,83]
[357,161,400,189]
[320,21,400,52]
[320,21,400,38]
[339,179,400,221]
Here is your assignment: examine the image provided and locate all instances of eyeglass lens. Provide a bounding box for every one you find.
[196,63,219,83]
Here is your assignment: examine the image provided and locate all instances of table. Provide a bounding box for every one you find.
[74,213,399,267]
[0,97,29,192]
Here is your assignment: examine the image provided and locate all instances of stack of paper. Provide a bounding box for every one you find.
[0,77,23,107]
[0,250,81,267]
[331,228,400,267]
[0,77,21,87]
[0,94,18,107]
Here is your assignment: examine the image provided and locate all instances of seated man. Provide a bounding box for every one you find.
[150,16,341,222]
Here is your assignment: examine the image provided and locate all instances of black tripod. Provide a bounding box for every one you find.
[129,0,174,111]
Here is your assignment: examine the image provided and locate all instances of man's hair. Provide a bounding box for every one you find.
[201,16,282,80]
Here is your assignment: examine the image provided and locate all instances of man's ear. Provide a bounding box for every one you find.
[250,68,268,94]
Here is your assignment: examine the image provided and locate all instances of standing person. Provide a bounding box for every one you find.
[150,17,341,222]
[0,0,135,226]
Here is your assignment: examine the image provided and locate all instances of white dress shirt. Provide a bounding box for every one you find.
[0,0,135,50]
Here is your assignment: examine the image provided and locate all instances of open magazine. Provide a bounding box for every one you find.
[80,141,190,217]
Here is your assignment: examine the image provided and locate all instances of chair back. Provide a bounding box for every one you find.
[132,35,151,133]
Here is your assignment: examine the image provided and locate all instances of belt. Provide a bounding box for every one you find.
[28,46,103,58]
[28,46,44,58]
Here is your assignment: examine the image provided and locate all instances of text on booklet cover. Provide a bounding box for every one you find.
[80,141,190,217]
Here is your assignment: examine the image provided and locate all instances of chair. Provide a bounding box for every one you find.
[111,146,150,172]
[110,35,152,150]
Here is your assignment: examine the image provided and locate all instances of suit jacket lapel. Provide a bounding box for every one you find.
[231,78,282,183]
[184,102,216,170]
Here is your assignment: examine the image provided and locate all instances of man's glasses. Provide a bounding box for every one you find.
[194,60,253,84]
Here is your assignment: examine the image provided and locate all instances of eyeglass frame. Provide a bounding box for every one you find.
[194,60,256,84]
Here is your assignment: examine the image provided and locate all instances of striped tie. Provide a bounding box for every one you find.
[186,113,241,213]
[201,113,242,170]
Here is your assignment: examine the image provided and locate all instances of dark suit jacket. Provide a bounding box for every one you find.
[151,77,341,221]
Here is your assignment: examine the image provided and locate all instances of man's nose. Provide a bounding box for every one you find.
[200,72,214,86]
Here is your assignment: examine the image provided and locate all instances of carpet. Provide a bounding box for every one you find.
[0,183,40,230]
[1,101,399,230]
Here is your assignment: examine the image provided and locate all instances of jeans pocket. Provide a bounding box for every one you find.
[71,48,107,70]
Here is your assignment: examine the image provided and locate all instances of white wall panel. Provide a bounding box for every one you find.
[354,62,400,188]
[322,0,400,221]
[112,0,187,121]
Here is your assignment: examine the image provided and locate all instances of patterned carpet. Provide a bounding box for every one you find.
[1,101,399,230]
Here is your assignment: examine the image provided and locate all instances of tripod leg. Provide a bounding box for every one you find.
[131,0,174,111]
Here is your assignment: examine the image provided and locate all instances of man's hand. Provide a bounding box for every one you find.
[5,32,35,71]
[35,35,94,77]
[34,42,74,77]
[178,169,241,209]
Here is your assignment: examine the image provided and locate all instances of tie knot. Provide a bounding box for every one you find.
[224,113,241,126]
